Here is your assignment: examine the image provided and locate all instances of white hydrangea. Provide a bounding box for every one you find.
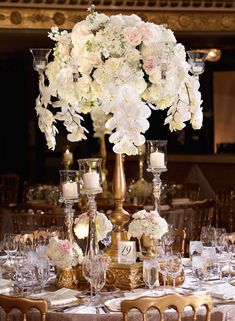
[46,237,83,269]
[35,8,203,152]
[74,211,113,242]
[128,210,168,240]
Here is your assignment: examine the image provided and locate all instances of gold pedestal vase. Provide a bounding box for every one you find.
[105,153,129,261]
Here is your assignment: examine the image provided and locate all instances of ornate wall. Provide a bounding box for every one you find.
[0,0,235,31]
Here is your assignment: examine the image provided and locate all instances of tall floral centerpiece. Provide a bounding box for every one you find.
[32,6,204,260]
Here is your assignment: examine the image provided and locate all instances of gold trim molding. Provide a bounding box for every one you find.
[0,1,235,30]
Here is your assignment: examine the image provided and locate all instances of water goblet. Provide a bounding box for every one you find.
[192,255,208,290]
[156,255,169,294]
[3,233,18,262]
[143,258,159,292]
[166,253,182,292]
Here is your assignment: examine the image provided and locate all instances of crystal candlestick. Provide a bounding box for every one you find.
[147,140,167,212]
[59,170,80,243]
[77,158,102,255]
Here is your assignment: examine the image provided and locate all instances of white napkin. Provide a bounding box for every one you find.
[206,283,235,300]
[65,306,106,314]
[31,288,80,306]
[0,279,13,294]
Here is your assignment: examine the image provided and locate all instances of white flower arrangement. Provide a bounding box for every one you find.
[74,211,113,242]
[36,6,203,154]
[46,237,83,269]
[128,209,168,240]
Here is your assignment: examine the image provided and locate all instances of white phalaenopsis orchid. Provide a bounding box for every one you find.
[34,7,203,153]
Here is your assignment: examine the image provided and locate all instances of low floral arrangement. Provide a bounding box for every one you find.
[35,6,203,154]
[74,211,113,242]
[128,209,168,240]
[46,237,83,269]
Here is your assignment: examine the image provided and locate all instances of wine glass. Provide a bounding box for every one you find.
[162,225,175,255]
[156,255,169,294]
[143,258,159,292]
[166,253,182,292]
[192,255,208,290]
[189,241,203,260]
[200,226,216,247]
[82,253,108,306]
[3,233,18,262]
[91,255,109,306]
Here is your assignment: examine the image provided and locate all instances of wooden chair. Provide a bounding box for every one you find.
[172,228,186,257]
[0,294,48,321]
[121,294,212,321]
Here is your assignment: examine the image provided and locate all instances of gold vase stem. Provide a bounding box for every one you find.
[99,135,108,191]
[105,153,129,260]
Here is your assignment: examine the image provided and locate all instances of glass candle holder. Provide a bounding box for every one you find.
[77,158,102,195]
[77,158,103,256]
[30,48,52,73]
[187,50,208,77]
[59,170,80,243]
[147,140,167,213]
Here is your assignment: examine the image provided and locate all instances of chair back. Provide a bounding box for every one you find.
[215,189,234,232]
[121,294,212,321]
[0,295,48,321]
[172,183,200,201]
[172,228,186,257]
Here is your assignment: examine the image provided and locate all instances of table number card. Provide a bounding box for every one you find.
[118,241,136,264]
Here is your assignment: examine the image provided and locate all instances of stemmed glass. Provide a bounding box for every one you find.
[189,241,203,259]
[143,259,159,292]
[156,255,169,294]
[162,225,175,254]
[3,233,18,262]
[82,252,108,306]
[200,226,216,247]
[192,255,208,290]
[166,253,182,292]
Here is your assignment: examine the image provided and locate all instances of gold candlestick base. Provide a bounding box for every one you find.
[105,153,129,261]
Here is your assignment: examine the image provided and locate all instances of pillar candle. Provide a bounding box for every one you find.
[150,151,165,168]
[62,181,78,199]
[63,149,73,163]
[83,172,100,190]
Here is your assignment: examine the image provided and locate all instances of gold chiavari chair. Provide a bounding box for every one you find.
[172,228,186,257]
[121,294,212,321]
[215,188,234,232]
[0,294,48,321]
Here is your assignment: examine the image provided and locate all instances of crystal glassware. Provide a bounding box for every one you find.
[143,258,159,292]
[187,50,208,78]
[30,48,51,73]
[192,255,208,290]
[166,253,182,292]
[162,224,175,255]
[146,140,167,212]
[189,241,203,259]
[156,255,169,294]
[59,170,80,243]
[200,226,216,247]
[3,233,18,262]
[77,158,102,256]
